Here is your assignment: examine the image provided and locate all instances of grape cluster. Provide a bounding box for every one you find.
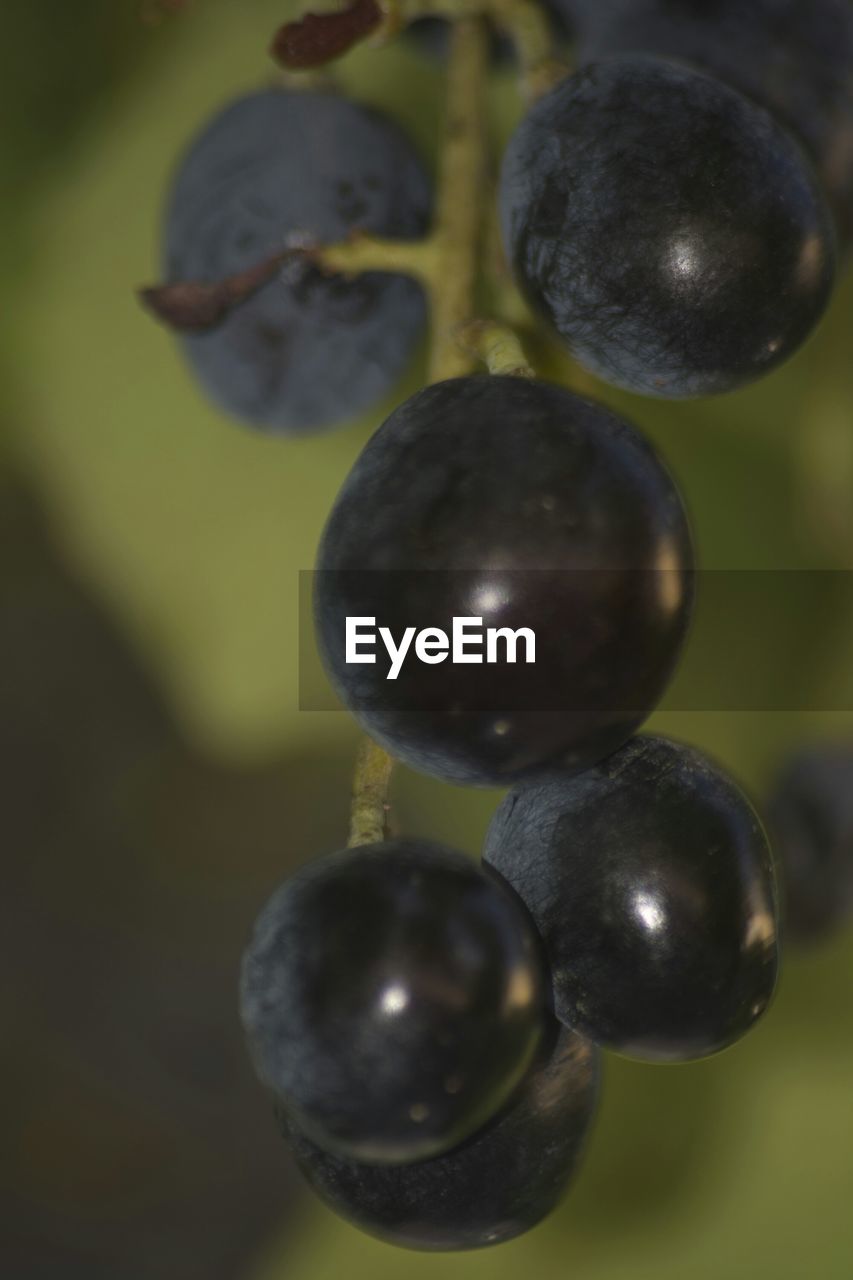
[140,0,853,1256]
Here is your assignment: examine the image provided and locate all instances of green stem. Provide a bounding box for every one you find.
[347,16,490,847]
[428,17,489,381]
[456,317,536,377]
[348,738,396,846]
[317,232,440,283]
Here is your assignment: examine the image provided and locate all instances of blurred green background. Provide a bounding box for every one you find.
[1,1,852,1276]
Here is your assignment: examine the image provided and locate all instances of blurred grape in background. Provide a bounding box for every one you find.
[1,1,852,1278]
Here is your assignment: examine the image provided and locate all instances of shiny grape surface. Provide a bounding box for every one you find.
[484,736,780,1061]
[315,375,694,786]
[500,56,836,397]
[240,839,547,1162]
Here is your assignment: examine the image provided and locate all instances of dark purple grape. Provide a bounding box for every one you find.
[283,1019,600,1251]
[164,89,431,433]
[500,56,836,397]
[314,375,693,787]
[767,743,853,944]
[483,736,780,1061]
[240,839,547,1163]
[565,0,853,245]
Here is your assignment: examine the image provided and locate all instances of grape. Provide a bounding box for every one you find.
[566,0,853,245]
[314,375,693,787]
[283,1019,600,1251]
[240,839,547,1163]
[767,743,853,944]
[483,736,780,1061]
[163,89,431,433]
[500,56,837,398]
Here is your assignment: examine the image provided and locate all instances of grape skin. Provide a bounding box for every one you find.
[483,736,780,1061]
[500,56,837,398]
[565,0,853,245]
[240,839,547,1163]
[164,89,431,433]
[314,375,694,787]
[283,1019,600,1251]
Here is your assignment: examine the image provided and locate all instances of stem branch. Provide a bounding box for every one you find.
[316,232,439,283]
[456,318,535,377]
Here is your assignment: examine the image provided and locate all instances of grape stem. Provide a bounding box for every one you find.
[455,318,535,377]
[347,16,489,846]
[348,738,396,846]
[428,16,488,381]
[316,231,440,284]
[309,17,489,381]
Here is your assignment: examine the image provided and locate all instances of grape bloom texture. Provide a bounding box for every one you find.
[568,0,853,244]
[500,56,837,397]
[284,1019,600,1251]
[164,89,431,432]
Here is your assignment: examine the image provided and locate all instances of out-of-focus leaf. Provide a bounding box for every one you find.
[10,0,440,758]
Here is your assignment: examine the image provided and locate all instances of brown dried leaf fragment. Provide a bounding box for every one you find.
[138,252,288,332]
[271,0,382,69]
